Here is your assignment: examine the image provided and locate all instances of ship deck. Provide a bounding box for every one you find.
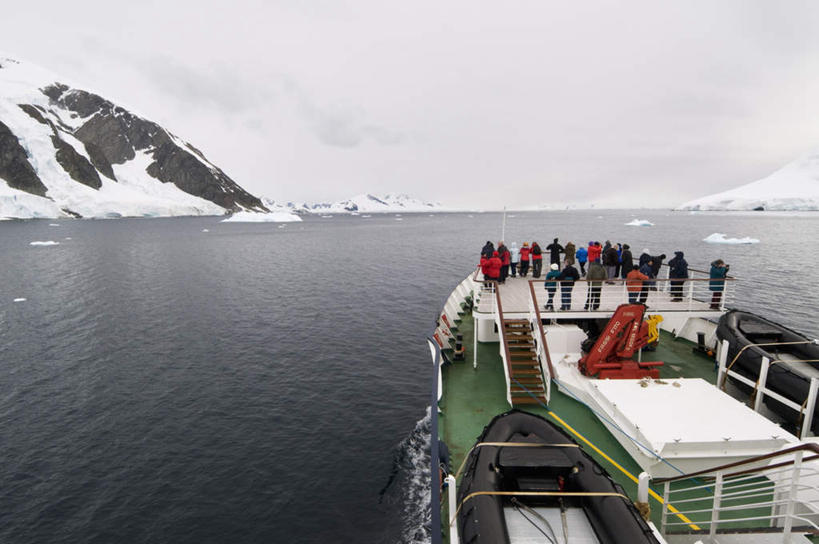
[438,310,794,537]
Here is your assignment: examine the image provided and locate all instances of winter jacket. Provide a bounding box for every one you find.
[620,248,633,271]
[487,255,502,278]
[668,252,689,279]
[564,243,576,263]
[544,269,561,289]
[546,240,564,264]
[498,245,511,266]
[576,247,588,263]
[650,254,666,278]
[709,261,728,291]
[481,242,494,259]
[531,243,543,260]
[480,256,489,276]
[603,247,619,266]
[640,262,654,279]
[509,243,520,263]
[558,265,580,285]
[520,246,531,261]
[639,252,651,267]
[588,244,601,263]
[626,269,649,292]
[586,262,607,284]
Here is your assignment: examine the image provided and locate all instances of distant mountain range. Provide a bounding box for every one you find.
[267,193,447,214]
[0,57,267,219]
[676,149,819,211]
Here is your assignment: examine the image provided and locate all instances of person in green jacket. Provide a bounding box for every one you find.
[544,263,561,311]
[585,261,607,310]
[709,259,729,309]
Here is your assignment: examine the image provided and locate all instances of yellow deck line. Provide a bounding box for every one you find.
[547,410,701,531]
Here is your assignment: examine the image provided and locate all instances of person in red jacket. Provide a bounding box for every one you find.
[519,242,531,277]
[497,242,511,283]
[479,255,490,286]
[626,265,649,304]
[531,241,543,278]
[486,251,502,282]
[587,241,602,264]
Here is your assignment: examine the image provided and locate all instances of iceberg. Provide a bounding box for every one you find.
[220,211,302,223]
[625,219,654,227]
[703,233,760,245]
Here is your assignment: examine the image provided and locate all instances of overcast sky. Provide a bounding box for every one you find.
[2,0,818,208]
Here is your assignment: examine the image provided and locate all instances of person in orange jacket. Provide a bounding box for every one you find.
[626,265,649,304]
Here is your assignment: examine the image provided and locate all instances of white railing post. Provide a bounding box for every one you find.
[710,471,723,540]
[446,474,459,544]
[782,451,804,543]
[473,319,478,369]
[801,378,819,440]
[754,357,770,412]
[717,339,730,389]
[660,481,670,534]
[636,472,651,521]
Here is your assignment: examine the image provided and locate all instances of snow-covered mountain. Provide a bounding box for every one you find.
[275,193,446,214]
[0,57,267,219]
[676,149,819,211]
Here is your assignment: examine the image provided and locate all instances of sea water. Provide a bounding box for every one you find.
[0,211,817,543]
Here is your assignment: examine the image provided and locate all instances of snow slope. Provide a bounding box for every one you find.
[677,149,819,211]
[0,56,265,219]
[279,193,447,214]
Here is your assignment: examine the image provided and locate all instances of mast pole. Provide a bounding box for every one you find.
[501,206,507,241]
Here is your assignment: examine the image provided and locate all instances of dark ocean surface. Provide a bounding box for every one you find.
[1,210,817,543]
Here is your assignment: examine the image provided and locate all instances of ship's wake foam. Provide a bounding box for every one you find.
[380,408,432,544]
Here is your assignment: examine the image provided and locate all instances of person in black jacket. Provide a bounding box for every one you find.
[546,238,564,265]
[481,241,495,259]
[649,253,666,291]
[558,262,580,310]
[620,244,633,278]
[668,251,689,301]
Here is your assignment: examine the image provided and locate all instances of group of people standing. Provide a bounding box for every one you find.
[479,238,730,311]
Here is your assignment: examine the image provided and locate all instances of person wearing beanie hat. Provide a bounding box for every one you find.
[543,262,561,311]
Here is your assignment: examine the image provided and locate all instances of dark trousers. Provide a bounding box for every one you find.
[532,259,542,278]
[670,280,684,300]
[545,287,556,309]
[711,291,723,308]
[615,264,621,278]
[500,265,509,283]
[628,291,638,304]
[639,285,648,304]
[578,261,586,274]
[585,284,601,310]
[520,261,529,277]
[510,263,518,277]
[560,285,573,309]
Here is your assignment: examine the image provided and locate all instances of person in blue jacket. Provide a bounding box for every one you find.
[543,263,561,311]
[709,259,729,309]
[575,246,588,275]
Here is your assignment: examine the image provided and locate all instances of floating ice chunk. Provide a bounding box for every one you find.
[625,219,654,227]
[202,229,209,232]
[64,237,72,240]
[395,217,403,221]
[703,233,760,244]
[48,223,60,227]
[13,298,26,302]
[221,211,302,223]
[30,240,59,246]
[361,215,372,218]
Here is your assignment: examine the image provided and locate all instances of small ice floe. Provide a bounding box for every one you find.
[361,215,372,218]
[625,219,654,227]
[64,237,72,240]
[13,298,26,302]
[202,229,210,232]
[48,223,60,227]
[703,233,760,245]
[30,240,59,246]
[277,224,286,228]
[320,215,333,219]
[395,217,403,221]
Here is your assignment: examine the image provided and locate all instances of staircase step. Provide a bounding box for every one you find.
[513,377,545,384]
[511,396,547,405]
[511,369,541,376]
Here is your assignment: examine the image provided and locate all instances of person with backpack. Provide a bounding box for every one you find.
[667,251,689,301]
[519,242,531,277]
[481,241,494,259]
[546,238,564,265]
[531,241,543,278]
[544,263,561,311]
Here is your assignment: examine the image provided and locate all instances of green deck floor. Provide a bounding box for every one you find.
[438,310,738,536]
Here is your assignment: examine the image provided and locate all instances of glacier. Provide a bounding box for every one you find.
[677,149,819,211]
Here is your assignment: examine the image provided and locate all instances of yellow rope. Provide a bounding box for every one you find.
[453,441,579,481]
[546,410,701,531]
[450,490,629,526]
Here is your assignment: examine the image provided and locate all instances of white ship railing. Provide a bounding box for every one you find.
[717,339,819,440]
[652,443,819,542]
[490,282,513,407]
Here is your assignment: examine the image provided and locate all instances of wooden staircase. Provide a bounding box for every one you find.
[502,319,548,405]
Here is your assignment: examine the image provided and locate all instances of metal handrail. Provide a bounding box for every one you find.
[724,340,819,375]
[654,443,819,484]
[491,281,514,404]
[527,280,556,379]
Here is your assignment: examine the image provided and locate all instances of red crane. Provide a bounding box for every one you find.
[578,304,664,379]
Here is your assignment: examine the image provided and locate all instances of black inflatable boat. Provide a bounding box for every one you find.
[717,310,819,432]
[456,410,661,543]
